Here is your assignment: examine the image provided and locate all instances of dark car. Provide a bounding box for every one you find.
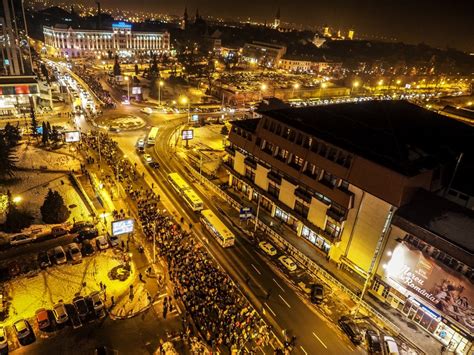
[66,304,82,329]
[338,316,363,345]
[73,296,89,320]
[70,221,94,234]
[75,227,99,242]
[365,329,382,354]
[310,283,324,304]
[51,226,68,237]
[81,240,95,256]
[37,251,52,269]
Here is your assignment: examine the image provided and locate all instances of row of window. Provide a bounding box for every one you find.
[261,118,353,168]
[231,126,253,141]
[260,139,350,191]
[404,235,473,281]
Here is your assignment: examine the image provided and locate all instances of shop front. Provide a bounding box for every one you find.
[380,243,473,354]
[301,225,331,254]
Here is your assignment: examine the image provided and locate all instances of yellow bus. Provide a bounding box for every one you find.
[200,209,235,247]
[182,188,204,212]
[167,172,190,194]
[147,126,159,145]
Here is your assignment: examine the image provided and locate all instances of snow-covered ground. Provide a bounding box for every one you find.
[3,249,134,326]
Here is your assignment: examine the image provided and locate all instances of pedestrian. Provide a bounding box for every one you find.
[111,295,115,305]
[99,281,103,290]
[139,273,143,282]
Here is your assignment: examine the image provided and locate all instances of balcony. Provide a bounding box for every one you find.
[225,146,236,156]
[268,171,282,184]
[326,208,346,223]
[295,188,312,203]
[244,157,257,169]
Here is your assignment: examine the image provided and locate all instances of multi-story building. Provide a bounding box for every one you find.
[43,22,170,58]
[225,100,473,353]
[375,190,473,354]
[278,56,342,74]
[242,41,287,67]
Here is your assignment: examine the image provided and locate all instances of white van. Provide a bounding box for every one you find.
[383,336,400,355]
[259,241,277,256]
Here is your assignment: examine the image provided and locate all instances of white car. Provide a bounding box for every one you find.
[278,255,298,272]
[96,235,108,250]
[52,246,67,265]
[259,241,277,256]
[53,302,69,324]
[0,326,7,351]
[383,336,400,355]
[89,291,104,312]
[13,319,32,340]
[107,234,119,247]
[143,154,153,163]
[140,107,153,114]
[10,233,34,246]
[68,243,82,263]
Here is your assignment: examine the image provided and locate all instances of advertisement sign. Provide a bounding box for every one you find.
[181,130,194,140]
[239,207,252,219]
[192,114,199,122]
[64,131,81,143]
[111,218,134,236]
[132,86,141,95]
[385,243,474,332]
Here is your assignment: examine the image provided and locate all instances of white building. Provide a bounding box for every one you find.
[43,22,170,58]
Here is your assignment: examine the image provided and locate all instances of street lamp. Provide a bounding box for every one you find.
[321,82,327,89]
[180,96,190,124]
[351,81,360,96]
[12,196,22,204]
[292,83,300,97]
[124,76,130,103]
[158,80,164,107]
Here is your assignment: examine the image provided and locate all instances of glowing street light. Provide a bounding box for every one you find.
[377,79,384,86]
[180,96,190,124]
[396,79,402,85]
[321,82,328,89]
[261,83,267,91]
[158,80,164,106]
[124,76,130,103]
[12,196,22,204]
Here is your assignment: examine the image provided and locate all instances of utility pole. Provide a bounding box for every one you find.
[254,194,261,233]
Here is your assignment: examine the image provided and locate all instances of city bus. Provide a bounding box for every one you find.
[167,172,190,194]
[200,209,235,248]
[182,188,204,212]
[147,127,159,145]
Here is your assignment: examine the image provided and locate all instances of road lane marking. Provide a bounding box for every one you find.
[278,294,291,308]
[273,278,285,292]
[313,332,328,349]
[300,346,308,355]
[251,263,262,275]
[264,302,277,317]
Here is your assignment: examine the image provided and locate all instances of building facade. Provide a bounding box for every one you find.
[242,41,287,67]
[43,22,170,58]
[278,57,342,74]
[374,190,473,354]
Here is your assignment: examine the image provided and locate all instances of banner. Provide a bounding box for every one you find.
[385,243,474,332]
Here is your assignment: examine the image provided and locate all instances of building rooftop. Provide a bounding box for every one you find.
[262,101,473,176]
[232,119,259,133]
[395,189,474,254]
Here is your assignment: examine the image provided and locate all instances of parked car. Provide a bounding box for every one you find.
[67,304,82,329]
[35,308,50,330]
[51,226,68,237]
[10,233,34,246]
[149,162,160,169]
[73,296,89,320]
[38,251,52,268]
[366,330,382,354]
[75,227,99,242]
[89,291,104,313]
[71,221,94,233]
[68,243,82,263]
[0,326,7,352]
[53,301,69,325]
[258,241,277,256]
[13,319,33,344]
[338,316,363,345]
[278,255,297,272]
[383,336,400,355]
[96,236,108,250]
[81,240,95,256]
[107,234,119,247]
[310,283,324,304]
[52,246,67,265]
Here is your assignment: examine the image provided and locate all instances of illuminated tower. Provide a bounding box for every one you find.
[323,25,330,37]
[274,8,280,29]
[182,6,188,30]
[348,29,354,40]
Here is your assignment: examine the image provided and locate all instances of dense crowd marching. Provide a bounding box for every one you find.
[73,66,115,108]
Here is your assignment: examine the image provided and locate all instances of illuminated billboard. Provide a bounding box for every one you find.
[64,131,81,142]
[132,86,141,95]
[181,130,193,140]
[111,218,134,236]
[385,243,474,333]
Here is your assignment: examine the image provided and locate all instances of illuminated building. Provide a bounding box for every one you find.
[278,56,342,74]
[273,8,280,29]
[0,75,39,117]
[347,29,354,40]
[43,22,170,58]
[242,41,286,67]
[374,190,473,354]
[226,100,471,284]
[322,25,330,37]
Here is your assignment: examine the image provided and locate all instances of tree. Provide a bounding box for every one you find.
[30,106,38,139]
[134,63,139,76]
[113,55,121,76]
[40,189,70,224]
[149,78,159,100]
[50,127,62,145]
[2,191,33,233]
[149,54,160,79]
[220,125,229,136]
[0,134,17,180]
[3,122,21,147]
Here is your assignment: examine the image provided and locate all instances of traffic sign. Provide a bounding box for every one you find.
[240,207,252,219]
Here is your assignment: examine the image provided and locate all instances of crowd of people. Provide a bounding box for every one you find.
[73,66,115,108]
[80,132,271,352]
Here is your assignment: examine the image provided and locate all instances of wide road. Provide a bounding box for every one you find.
[127,118,364,354]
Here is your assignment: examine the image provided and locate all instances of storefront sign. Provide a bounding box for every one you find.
[385,243,474,333]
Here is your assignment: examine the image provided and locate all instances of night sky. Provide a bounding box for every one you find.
[96,0,474,51]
